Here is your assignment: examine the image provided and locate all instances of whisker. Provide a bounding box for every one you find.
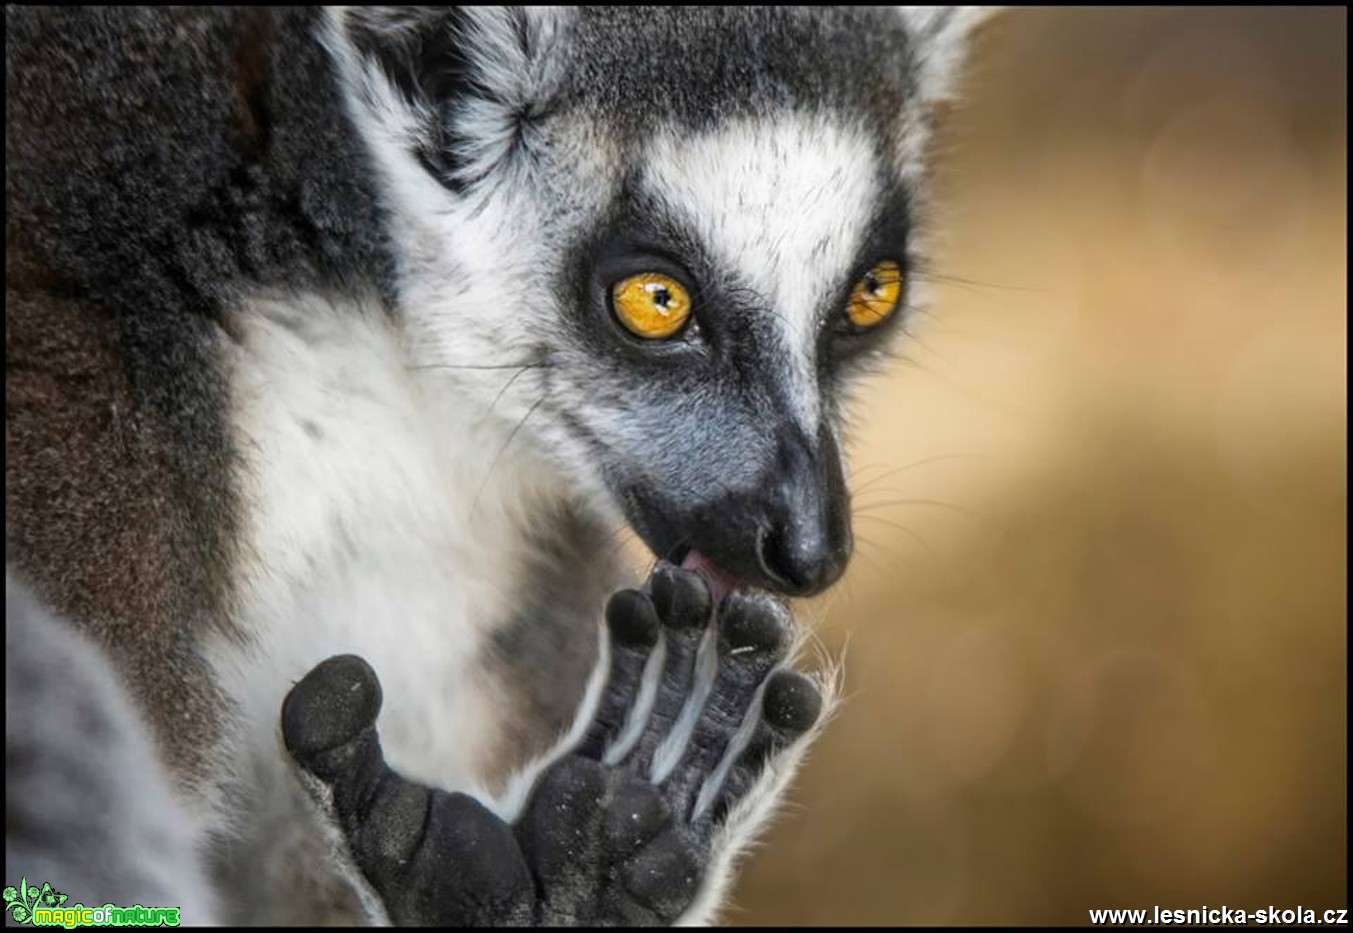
[847,461,897,481]
[408,361,551,373]
[469,396,546,520]
[476,365,538,428]
[846,538,889,579]
[899,320,957,366]
[885,353,1021,415]
[848,453,988,497]
[852,497,1006,537]
[908,264,1050,295]
[849,532,917,579]
[603,523,641,568]
[853,513,937,561]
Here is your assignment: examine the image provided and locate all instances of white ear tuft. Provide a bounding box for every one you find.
[899,6,1000,104]
[328,6,572,191]
[442,7,572,187]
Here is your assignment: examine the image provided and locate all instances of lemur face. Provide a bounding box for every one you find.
[334,7,970,598]
[542,117,911,597]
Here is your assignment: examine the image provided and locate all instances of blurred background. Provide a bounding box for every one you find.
[726,7,1346,924]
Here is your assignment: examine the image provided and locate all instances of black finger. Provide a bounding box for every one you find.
[282,655,533,925]
[621,564,713,777]
[577,589,660,761]
[282,653,383,781]
[661,592,791,823]
[701,669,822,828]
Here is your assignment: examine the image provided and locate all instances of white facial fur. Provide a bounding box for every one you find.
[321,9,624,514]
[323,50,888,530]
[639,116,884,433]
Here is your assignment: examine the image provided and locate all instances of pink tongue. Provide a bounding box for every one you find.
[680,549,740,602]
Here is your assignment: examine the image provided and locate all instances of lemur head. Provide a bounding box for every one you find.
[329,7,989,598]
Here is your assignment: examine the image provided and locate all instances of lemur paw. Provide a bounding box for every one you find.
[535,563,822,924]
[282,654,535,924]
[281,562,822,926]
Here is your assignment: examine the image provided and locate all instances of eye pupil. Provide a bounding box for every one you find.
[847,259,903,329]
[613,273,692,339]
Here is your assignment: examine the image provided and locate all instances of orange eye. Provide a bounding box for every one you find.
[611,273,692,339]
[847,260,903,327]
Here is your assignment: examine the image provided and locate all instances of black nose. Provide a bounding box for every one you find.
[689,425,852,597]
[752,427,853,595]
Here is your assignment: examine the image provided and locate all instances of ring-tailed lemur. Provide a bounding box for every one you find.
[5,6,988,925]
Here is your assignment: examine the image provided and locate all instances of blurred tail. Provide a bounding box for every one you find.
[5,571,219,924]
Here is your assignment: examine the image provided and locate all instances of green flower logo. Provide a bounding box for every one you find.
[3,876,64,925]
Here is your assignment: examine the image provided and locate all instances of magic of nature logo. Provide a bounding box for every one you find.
[3,877,181,928]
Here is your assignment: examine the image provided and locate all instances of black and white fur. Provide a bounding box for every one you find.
[5,6,987,925]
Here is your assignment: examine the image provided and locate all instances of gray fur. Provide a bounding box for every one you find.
[4,574,217,922]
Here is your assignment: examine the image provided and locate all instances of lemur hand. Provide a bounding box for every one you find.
[281,562,822,925]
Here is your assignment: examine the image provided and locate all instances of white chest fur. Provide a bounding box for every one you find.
[208,291,559,797]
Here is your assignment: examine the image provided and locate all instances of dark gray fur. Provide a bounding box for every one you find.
[6,5,395,773]
[558,8,922,145]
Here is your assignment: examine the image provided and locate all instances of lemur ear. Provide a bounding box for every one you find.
[898,6,1000,105]
[330,7,571,191]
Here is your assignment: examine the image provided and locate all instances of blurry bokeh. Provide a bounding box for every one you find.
[727,7,1346,924]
